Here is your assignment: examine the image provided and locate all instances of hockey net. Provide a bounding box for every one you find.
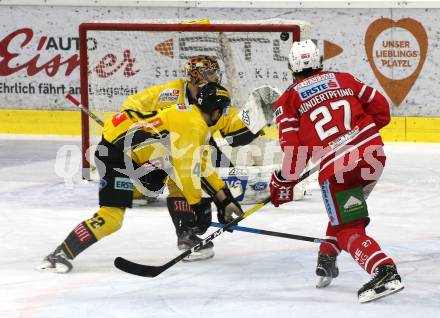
[79,20,317,202]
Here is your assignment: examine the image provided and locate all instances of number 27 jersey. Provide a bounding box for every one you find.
[274,71,391,184]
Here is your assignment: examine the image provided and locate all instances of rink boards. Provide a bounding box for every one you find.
[0,109,439,142]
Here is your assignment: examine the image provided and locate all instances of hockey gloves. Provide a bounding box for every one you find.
[270,170,297,207]
[217,187,244,224]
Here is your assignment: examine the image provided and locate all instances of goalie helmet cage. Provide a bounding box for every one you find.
[79,21,303,179]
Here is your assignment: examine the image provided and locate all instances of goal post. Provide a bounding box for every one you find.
[78,20,309,179]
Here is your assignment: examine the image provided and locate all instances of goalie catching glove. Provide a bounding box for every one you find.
[238,85,281,134]
[269,170,297,207]
[216,187,244,224]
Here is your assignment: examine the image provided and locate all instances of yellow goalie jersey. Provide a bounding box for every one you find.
[121,79,248,142]
[102,104,224,205]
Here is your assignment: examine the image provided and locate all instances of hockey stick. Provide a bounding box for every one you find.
[114,198,270,277]
[65,93,105,127]
[210,222,329,244]
[114,166,318,277]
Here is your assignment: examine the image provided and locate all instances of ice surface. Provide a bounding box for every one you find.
[0,136,439,317]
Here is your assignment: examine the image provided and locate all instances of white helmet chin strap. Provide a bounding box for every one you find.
[288,39,323,74]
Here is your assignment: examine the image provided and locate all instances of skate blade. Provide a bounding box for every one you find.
[35,262,71,274]
[359,280,404,303]
[182,250,215,262]
[316,276,333,288]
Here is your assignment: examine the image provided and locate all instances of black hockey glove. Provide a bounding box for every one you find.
[139,169,167,192]
[217,187,244,225]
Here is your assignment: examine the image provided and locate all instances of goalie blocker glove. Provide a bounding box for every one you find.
[217,187,244,224]
[269,170,297,207]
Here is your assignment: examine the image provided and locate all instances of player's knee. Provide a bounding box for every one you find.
[87,206,125,240]
[101,207,125,232]
[336,222,366,253]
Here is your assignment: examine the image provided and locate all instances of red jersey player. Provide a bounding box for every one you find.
[269,39,404,303]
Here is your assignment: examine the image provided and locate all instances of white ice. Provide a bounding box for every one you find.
[0,136,439,318]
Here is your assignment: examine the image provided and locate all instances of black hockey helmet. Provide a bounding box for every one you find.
[196,82,231,116]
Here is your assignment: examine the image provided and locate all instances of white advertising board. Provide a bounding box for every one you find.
[0,4,438,116]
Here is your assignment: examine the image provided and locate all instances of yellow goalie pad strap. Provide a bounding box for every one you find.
[85,206,125,241]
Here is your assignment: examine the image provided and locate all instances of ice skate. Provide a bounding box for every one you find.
[315,253,339,288]
[36,245,73,273]
[177,229,214,262]
[358,264,404,303]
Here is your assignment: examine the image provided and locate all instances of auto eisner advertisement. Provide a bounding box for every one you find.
[0,5,438,117]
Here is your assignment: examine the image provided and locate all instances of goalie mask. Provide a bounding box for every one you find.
[288,39,323,74]
[196,82,231,117]
[184,55,222,87]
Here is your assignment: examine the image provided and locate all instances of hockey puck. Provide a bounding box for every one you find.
[280,32,289,41]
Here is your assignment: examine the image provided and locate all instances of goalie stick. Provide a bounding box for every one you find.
[114,166,318,278]
[210,222,330,244]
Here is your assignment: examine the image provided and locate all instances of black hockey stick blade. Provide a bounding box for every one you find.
[114,257,167,278]
[114,198,270,277]
[114,167,318,278]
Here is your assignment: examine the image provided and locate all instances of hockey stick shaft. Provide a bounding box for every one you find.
[210,222,329,244]
[114,197,270,277]
[114,166,318,277]
[65,93,105,127]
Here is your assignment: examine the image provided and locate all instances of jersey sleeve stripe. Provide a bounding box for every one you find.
[367,88,376,103]
[280,117,298,123]
[281,127,299,133]
[358,84,367,99]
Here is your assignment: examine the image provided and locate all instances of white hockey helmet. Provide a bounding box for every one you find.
[288,39,323,74]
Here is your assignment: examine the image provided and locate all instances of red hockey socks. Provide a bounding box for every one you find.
[338,227,394,274]
[320,222,341,255]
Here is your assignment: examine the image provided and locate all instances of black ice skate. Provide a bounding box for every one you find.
[315,252,339,288]
[177,229,214,262]
[358,264,404,303]
[36,245,73,273]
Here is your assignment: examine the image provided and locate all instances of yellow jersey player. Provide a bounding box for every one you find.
[37,83,244,273]
[122,55,277,261]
